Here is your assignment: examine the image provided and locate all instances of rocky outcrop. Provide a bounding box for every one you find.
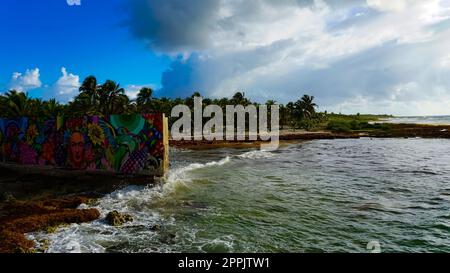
[0,196,100,253]
[105,210,133,226]
[150,224,161,231]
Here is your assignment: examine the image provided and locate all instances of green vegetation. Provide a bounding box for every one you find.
[323,114,393,132]
[0,75,392,132]
[326,120,391,132]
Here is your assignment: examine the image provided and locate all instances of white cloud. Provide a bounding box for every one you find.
[389,82,420,102]
[366,0,407,12]
[54,67,80,95]
[8,68,42,92]
[125,84,156,100]
[439,54,450,68]
[329,91,450,117]
[126,0,450,115]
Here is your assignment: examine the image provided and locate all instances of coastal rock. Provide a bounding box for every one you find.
[0,196,100,253]
[150,224,161,231]
[0,192,15,203]
[105,210,133,226]
[159,233,176,244]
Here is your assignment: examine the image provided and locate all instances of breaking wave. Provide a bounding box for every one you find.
[31,148,277,253]
[237,149,274,159]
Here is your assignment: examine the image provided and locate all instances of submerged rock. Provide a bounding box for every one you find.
[159,232,176,244]
[150,224,161,231]
[105,210,133,226]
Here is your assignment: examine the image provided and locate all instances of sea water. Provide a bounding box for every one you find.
[30,138,450,253]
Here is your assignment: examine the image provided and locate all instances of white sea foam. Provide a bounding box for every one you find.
[199,235,235,252]
[163,156,231,193]
[237,150,273,159]
[37,149,278,253]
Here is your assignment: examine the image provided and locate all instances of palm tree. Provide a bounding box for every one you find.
[42,99,64,119]
[136,87,153,106]
[265,100,277,129]
[185,92,202,109]
[231,91,250,105]
[217,98,230,110]
[99,80,125,115]
[0,90,35,118]
[285,102,296,128]
[112,94,132,114]
[294,95,317,119]
[79,76,98,105]
[136,87,154,113]
[279,104,287,129]
[69,75,100,116]
[69,92,98,116]
[299,95,317,119]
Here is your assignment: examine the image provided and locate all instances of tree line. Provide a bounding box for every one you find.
[0,75,325,129]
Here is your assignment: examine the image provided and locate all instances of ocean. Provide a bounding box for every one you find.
[380,116,450,125]
[30,137,450,253]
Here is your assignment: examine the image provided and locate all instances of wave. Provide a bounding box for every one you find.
[163,149,274,193]
[165,149,273,186]
[166,149,273,183]
[36,149,271,253]
[163,156,231,193]
[167,156,231,181]
[237,150,274,159]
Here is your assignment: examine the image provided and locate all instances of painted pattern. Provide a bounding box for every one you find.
[0,114,165,174]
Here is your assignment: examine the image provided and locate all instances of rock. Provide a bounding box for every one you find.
[105,210,133,226]
[36,239,50,253]
[0,196,100,253]
[150,224,161,231]
[159,233,176,244]
[0,192,15,203]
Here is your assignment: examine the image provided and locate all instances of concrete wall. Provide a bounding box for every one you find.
[0,114,169,176]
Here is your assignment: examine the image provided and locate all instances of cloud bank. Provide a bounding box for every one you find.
[53,67,81,101]
[6,67,81,103]
[8,68,42,92]
[125,0,450,115]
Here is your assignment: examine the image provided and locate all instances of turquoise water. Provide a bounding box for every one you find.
[32,138,450,253]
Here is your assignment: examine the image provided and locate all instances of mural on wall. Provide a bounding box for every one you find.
[0,114,165,174]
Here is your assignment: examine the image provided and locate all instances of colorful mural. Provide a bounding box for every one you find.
[0,114,166,175]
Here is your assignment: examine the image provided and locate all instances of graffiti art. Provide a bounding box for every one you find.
[0,114,165,175]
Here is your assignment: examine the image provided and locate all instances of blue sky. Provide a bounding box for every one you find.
[2,0,450,115]
[0,0,170,99]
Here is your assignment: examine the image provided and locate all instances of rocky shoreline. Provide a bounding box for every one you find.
[0,195,100,253]
[170,123,450,149]
[1,122,450,253]
[0,168,157,253]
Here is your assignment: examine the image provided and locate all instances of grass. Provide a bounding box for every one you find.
[312,113,393,132]
[326,120,391,132]
[326,113,392,122]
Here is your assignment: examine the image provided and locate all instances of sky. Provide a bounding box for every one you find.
[2,0,450,116]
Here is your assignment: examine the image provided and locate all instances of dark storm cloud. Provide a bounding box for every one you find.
[125,0,366,53]
[124,0,450,115]
[126,0,222,53]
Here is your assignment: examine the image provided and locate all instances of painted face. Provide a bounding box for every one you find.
[70,132,84,166]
